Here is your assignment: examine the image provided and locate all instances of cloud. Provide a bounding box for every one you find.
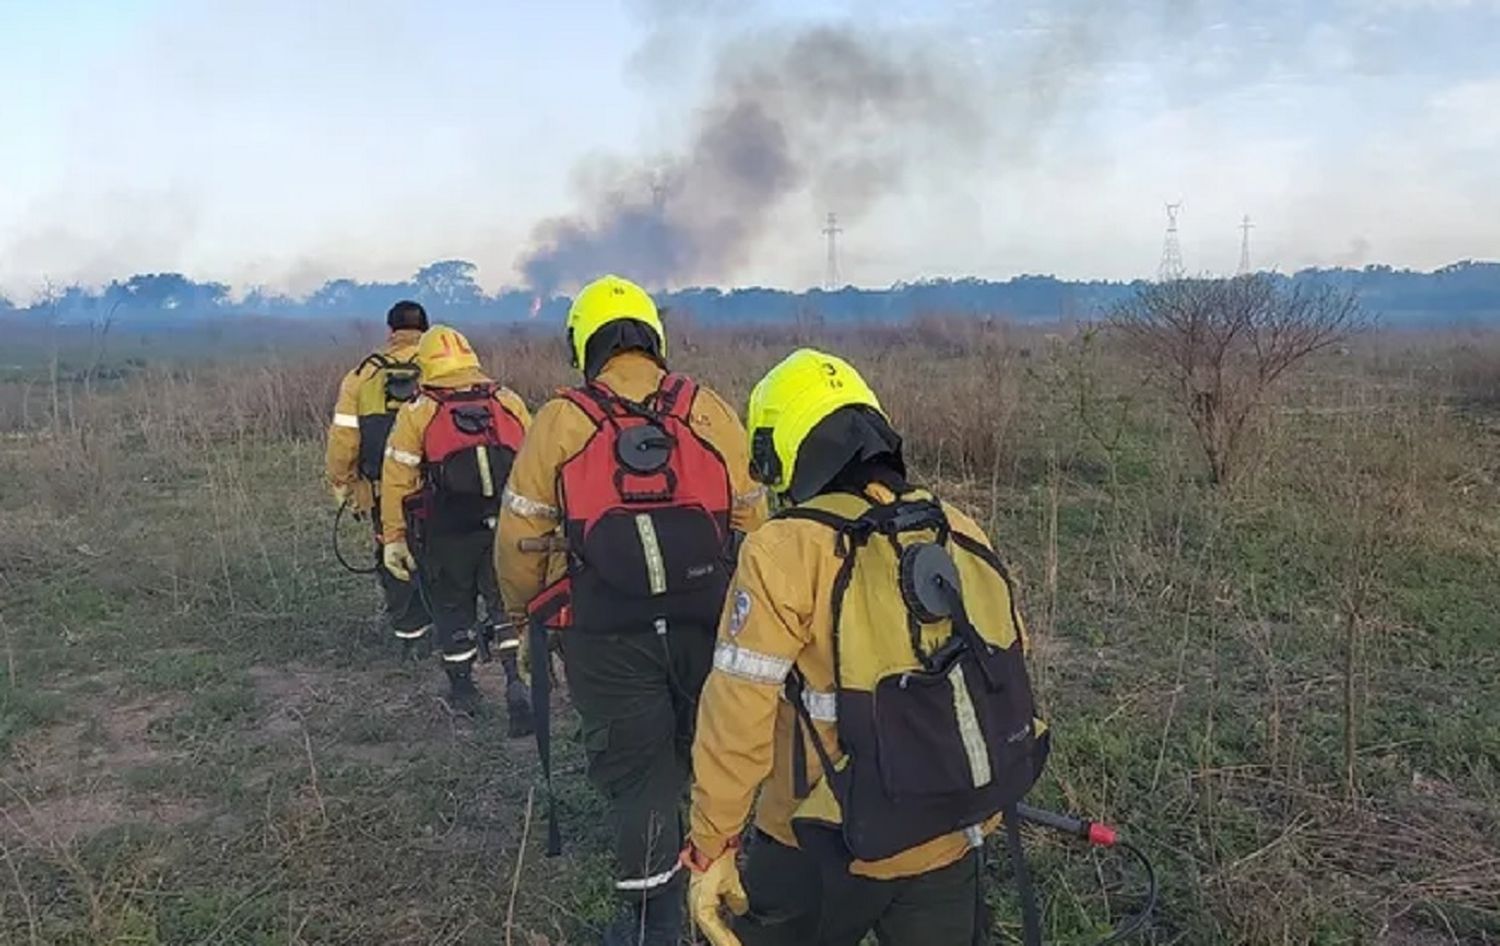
[3,0,1499,297]
[1429,77,1500,149]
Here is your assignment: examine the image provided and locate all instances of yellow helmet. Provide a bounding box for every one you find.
[566,275,666,375]
[416,324,481,381]
[746,348,891,501]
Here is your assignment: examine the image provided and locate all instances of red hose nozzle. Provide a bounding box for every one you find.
[1016,803,1123,848]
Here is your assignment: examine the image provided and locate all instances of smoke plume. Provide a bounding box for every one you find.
[516,27,982,294]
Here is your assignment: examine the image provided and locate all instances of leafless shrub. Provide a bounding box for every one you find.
[1110,275,1368,485]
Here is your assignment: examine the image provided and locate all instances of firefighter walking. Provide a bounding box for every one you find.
[380,325,534,733]
[496,275,767,945]
[682,349,1048,946]
[324,300,431,649]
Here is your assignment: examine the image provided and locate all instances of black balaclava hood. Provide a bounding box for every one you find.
[790,405,906,504]
[582,319,664,381]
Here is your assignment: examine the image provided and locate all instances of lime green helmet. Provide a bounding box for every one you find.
[747,348,899,502]
[565,275,666,377]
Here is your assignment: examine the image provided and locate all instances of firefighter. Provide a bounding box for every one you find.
[496,275,767,945]
[682,349,1047,946]
[324,300,431,650]
[380,324,534,733]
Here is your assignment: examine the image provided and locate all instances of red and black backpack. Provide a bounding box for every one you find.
[556,373,734,633]
[408,384,526,537]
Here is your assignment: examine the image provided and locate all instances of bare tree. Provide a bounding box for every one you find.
[1110,274,1367,485]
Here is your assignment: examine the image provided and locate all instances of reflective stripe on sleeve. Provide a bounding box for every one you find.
[799,686,837,722]
[502,487,559,520]
[963,824,984,849]
[386,446,422,467]
[615,863,680,892]
[332,412,359,429]
[734,485,768,508]
[712,641,792,685]
[443,648,479,664]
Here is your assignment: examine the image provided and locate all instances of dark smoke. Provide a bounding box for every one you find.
[517,0,1421,294]
[517,27,979,293]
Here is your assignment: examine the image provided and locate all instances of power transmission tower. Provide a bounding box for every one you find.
[1238,214,1254,275]
[1159,202,1185,281]
[822,212,843,290]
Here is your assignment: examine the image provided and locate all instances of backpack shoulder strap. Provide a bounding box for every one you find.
[655,373,698,422]
[781,502,864,796]
[785,668,845,799]
[491,386,521,415]
[357,352,392,374]
[489,388,527,445]
[428,383,494,405]
[560,383,614,426]
[776,506,859,531]
[776,491,872,523]
[777,493,879,555]
[862,495,949,541]
[949,529,1010,579]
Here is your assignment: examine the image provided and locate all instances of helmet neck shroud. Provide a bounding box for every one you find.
[790,405,905,504]
[581,319,664,380]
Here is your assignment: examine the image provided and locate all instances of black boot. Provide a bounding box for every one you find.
[600,892,683,946]
[500,656,534,738]
[505,678,534,737]
[445,665,485,715]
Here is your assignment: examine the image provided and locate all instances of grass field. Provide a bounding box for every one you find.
[1,320,1497,944]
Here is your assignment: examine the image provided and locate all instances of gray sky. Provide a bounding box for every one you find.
[1,0,1498,299]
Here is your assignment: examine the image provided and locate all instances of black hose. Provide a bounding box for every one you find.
[1096,839,1158,945]
[1012,806,1159,944]
[333,499,379,575]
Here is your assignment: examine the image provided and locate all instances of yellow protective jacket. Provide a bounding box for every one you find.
[379,367,532,544]
[688,485,1020,881]
[495,350,768,622]
[324,329,424,513]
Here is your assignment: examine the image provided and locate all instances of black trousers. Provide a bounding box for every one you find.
[372,519,430,636]
[734,831,983,946]
[418,529,505,665]
[559,623,715,900]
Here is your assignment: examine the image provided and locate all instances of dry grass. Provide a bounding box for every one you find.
[1,320,1497,944]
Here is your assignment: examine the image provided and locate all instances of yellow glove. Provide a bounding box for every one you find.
[382,541,418,582]
[331,482,353,509]
[683,843,748,946]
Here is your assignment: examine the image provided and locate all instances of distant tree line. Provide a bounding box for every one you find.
[5,258,1500,327]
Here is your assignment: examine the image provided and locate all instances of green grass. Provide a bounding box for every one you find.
[2,340,1498,944]
[0,680,67,755]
